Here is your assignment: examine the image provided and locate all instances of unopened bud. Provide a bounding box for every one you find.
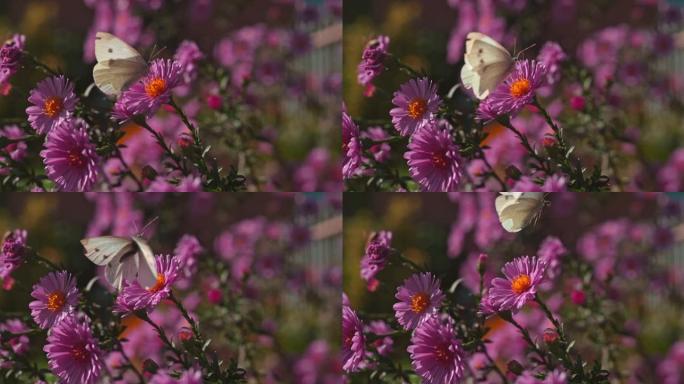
[543,328,559,344]
[477,253,488,275]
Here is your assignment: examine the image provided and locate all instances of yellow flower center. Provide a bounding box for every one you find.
[509,78,532,98]
[43,97,63,118]
[434,345,451,362]
[71,344,88,361]
[407,98,427,119]
[148,273,166,293]
[67,149,85,167]
[144,77,167,98]
[410,292,430,313]
[511,274,532,294]
[46,291,66,312]
[432,152,448,168]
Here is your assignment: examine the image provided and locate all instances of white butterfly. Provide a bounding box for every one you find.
[495,192,545,233]
[460,32,514,100]
[80,234,157,290]
[93,32,147,97]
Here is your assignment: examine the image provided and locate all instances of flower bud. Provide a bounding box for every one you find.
[177,133,193,150]
[542,136,557,147]
[570,95,586,111]
[477,253,488,275]
[206,94,222,110]
[207,288,222,304]
[571,289,586,305]
[543,328,559,344]
[178,329,193,342]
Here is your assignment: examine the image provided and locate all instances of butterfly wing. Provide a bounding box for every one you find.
[95,32,144,63]
[93,60,147,97]
[103,241,141,290]
[93,32,147,97]
[461,32,513,100]
[496,193,544,233]
[130,236,157,289]
[80,236,134,266]
[464,32,512,68]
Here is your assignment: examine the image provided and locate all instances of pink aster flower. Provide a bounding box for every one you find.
[174,234,203,284]
[0,125,28,164]
[390,77,441,136]
[26,76,78,135]
[114,59,182,120]
[478,60,547,119]
[342,107,362,179]
[404,122,463,191]
[0,319,30,367]
[408,316,466,384]
[174,40,204,92]
[393,272,445,330]
[342,304,365,372]
[486,256,547,313]
[0,229,27,279]
[537,236,567,279]
[44,316,103,384]
[357,35,390,90]
[40,119,100,191]
[29,271,80,329]
[0,34,26,94]
[360,230,393,284]
[537,42,567,87]
[115,255,180,312]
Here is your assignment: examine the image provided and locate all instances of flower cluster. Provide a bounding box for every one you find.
[0,34,25,95]
[0,0,341,192]
[0,229,27,283]
[345,1,684,192]
[0,193,342,384]
[345,192,684,383]
[357,35,390,96]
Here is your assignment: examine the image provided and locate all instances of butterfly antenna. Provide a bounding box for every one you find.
[515,43,537,60]
[140,216,160,236]
[149,45,167,61]
[513,38,518,57]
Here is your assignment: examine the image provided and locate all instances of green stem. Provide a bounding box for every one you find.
[30,250,61,271]
[390,55,422,78]
[25,54,59,76]
[138,120,187,175]
[481,344,509,384]
[114,338,146,383]
[498,118,550,174]
[136,312,188,368]
[169,292,201,340]
[168,97,214,182]
[115,147,144,191]
[535,294,564,338]
[503,314,551,367]
[477,148,508,191]
[395,252,426,272]
[533,97,562,137]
